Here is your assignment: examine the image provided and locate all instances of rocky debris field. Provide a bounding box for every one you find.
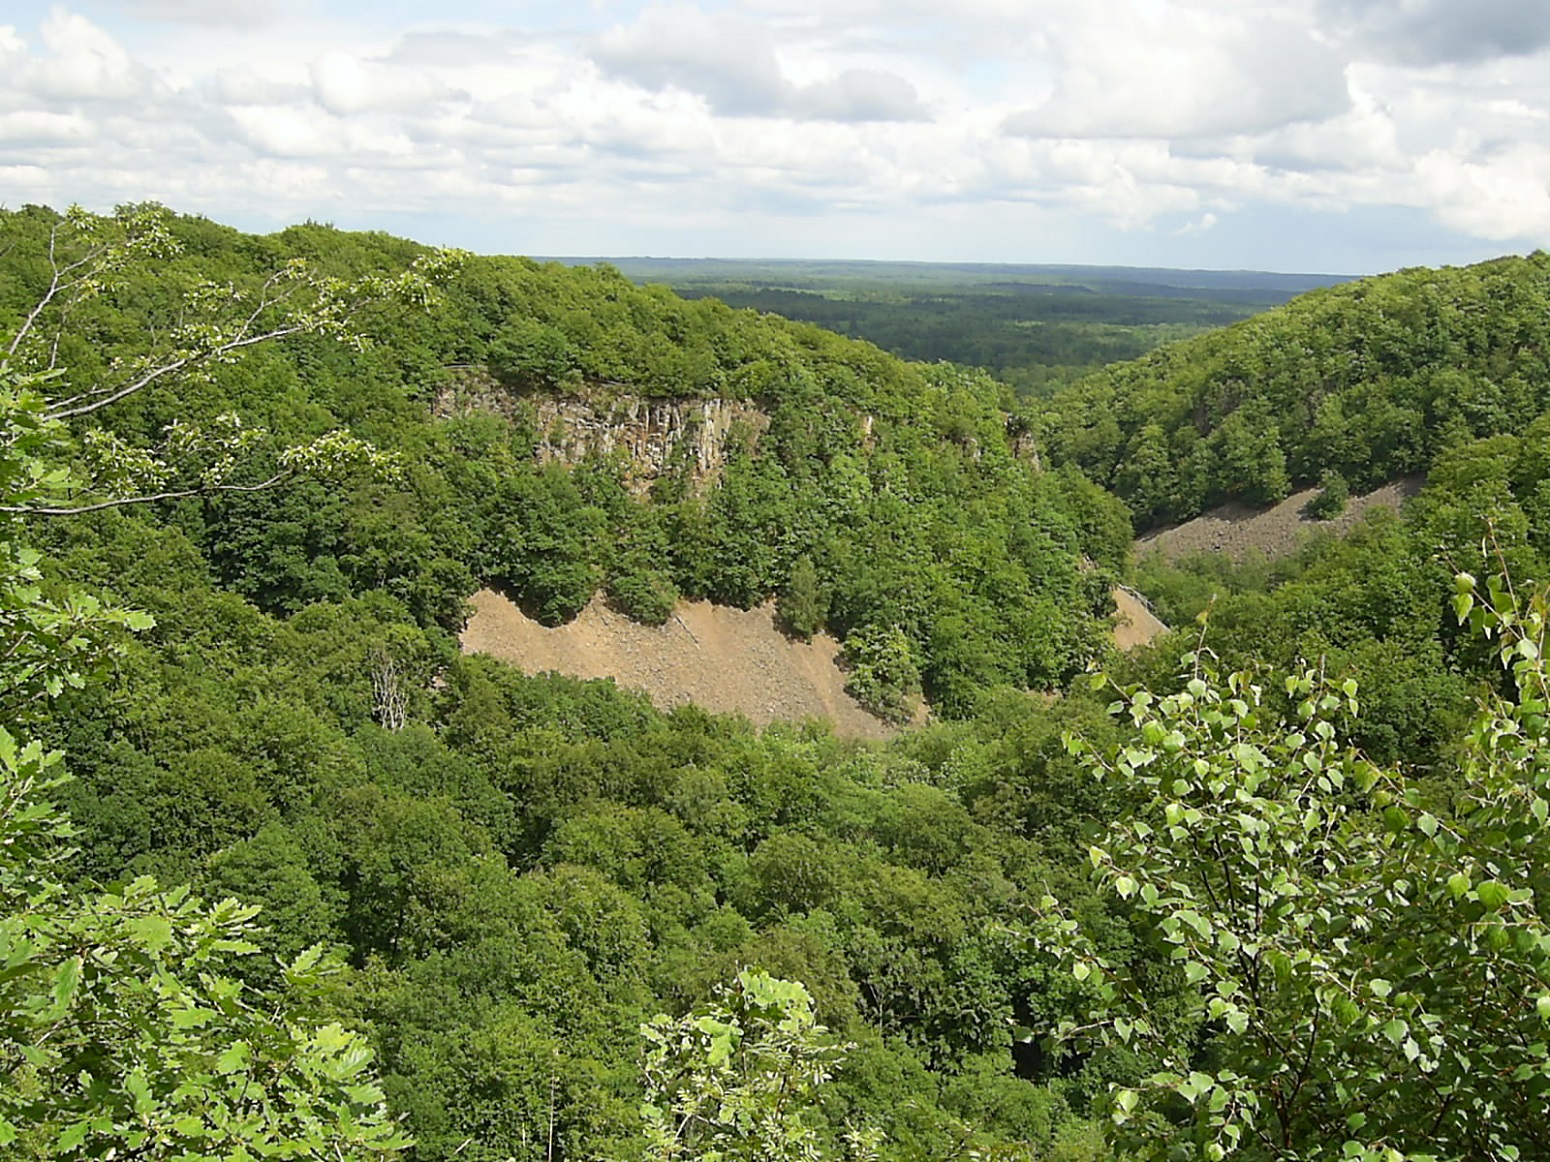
[461,589,900,740]
[1136,476,1425,564]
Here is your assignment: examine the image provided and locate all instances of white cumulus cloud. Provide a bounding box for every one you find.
[23,9,155,102]
[308,51,464,117]
[1005,4,1351,140]
[0,109,96,145]
[1,0,1549,267]
[1414,144,1550,238]
[591,4,928,121]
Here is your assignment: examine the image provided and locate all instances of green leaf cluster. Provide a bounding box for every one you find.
[1037,582,1550,1159]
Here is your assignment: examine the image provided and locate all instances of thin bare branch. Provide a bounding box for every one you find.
[2,226,107,374]
[43,355,195,418]
[44,324,307,420]
[3,225,66,367]
[0,472,291,516]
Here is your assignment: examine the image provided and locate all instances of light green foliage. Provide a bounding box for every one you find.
[19,201,1550,1162]
[841,625,921,723]
[1043,253,1550,527]
[0,203,430,1160]
[640,970,877,1162]
[1033,574,1550,1160]
[79,412,400,503]
[0,376,155,716]
[1305,469,1349,520]
[0,203,448,515]
[1124,493,1499,772]
[0,731,407,1160]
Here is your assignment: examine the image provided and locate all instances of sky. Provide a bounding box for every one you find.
[3,0,1550,273]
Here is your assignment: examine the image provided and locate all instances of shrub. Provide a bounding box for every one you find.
[842,624,921,723]
[1306,468,1349,519]
[608,563,679,626]
[777,555,826,640]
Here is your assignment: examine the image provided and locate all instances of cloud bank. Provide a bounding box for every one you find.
[3,0,1549,269]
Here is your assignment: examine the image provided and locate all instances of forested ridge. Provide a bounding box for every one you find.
[3,204,1550,1162]
[0,204,1131,717]
[1040,252,1550,528]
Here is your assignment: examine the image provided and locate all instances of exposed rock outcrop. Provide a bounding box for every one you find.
[434,370,769,492]
[433,367,1044,491]
[531,395,769,489]
[1113,586,1169,651]
[1009,427,1042,469]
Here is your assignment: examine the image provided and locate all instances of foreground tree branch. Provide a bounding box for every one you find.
[1030,579,1550,1161]
[0,471,290,516]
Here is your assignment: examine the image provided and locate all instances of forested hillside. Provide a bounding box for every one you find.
[1040,253,1550,528]
[0,204,1129,718]
[0,204,1136,1160]
[5,204,1550,1162]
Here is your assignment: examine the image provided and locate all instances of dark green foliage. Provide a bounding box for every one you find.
[778,555,827,639]
[607,257,1334,396]
[487,316,579,391]
[1043,253,1550,528]
[1306,468,1349,519]
[607,561,680,625]
[0,204,1120,710]
[33,518,1132,1157]
[842,625,922,723]
[486,467,608,626]
[20,203,1550,1161]
[0,192,1139,1152]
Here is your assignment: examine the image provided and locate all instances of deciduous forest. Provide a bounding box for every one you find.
[1,203,1548,1162]
[601,258,1345,398]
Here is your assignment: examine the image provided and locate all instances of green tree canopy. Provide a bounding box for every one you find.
[1034,572,1550,1161]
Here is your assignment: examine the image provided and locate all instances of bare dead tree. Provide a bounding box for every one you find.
[369,643,410,732]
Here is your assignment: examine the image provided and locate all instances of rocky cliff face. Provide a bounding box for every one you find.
[434,367,1042,489]
[434,370,770,491]
[1010,428,1042,470]
[531,395,770,488]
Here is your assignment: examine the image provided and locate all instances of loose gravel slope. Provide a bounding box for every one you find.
[1136,476,1424,564]
[461,590,899,739]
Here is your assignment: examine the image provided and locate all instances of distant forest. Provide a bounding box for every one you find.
[587,258,1350,395]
